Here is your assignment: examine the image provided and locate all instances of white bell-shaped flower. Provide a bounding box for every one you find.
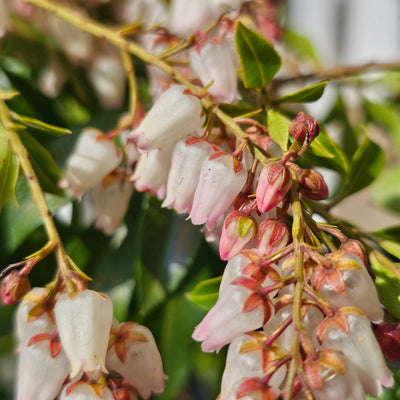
[314,254,383,323]
[168,0,212,38]
[132,85,204,151]
[321,310,393,397]
[189,40,240,103]
[131,145,174,198]
[59,382,115,400]
[89,51,125,110]
[92,172,135,235]
[106,322,167,399]
[54,289,113,378]
[15,287,55,344]
[162,138,215,214]
[16,332,70,400]
[189,152,247,230]
[209,0,243,18]
[63,129,122,199]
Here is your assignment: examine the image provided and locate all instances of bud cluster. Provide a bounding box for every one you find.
[15,287,166,400]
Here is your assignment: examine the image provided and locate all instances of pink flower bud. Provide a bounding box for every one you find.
[219,211,257,260]
[256,162,292,213]
[375,322,400,361]
[189,40,240,104]
[63,128,122,199]
[1,270,30,305]
[106,322,167,399]
[132,85,205,151]
[54,289,113,378]
[289,112,319,143]
[298,169,329,201]
[255,219,290,256]
[162,138,215,214]
[190,152,248,230]
[320,310,393,397]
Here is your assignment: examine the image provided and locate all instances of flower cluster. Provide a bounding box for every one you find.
[15,286,166,400]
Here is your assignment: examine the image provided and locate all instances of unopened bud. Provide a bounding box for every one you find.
[298,169,328,200]
[256,219,290,256]
[256,161,292,213]
[219,211,257,260]
[289,112,319,143]
[1,270,30,305]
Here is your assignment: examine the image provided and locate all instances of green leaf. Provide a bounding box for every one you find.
[364,99,400,150]
[0,89,19,100]
[276,81,327,103]
[235,22,281,88]
[372,163,400,215]
[373,226,400,259]
[306,130,349,175]
[17,130,63,195]
[370,251,400,319]
[14,114,72,136]
[0,145,19,212]
[267,110,290,152]
[186,276,221,311]
[340,134,385,197]
[283,30,320,67]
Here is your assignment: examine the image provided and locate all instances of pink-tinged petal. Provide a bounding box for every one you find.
[106,323,167,399]
[255,219,290,256]
[60,382,114,400]
[190,153,247,229]
[256,162,292,213]
[189,39,240,104]
[162,138,214,214]
[133,85,204,151]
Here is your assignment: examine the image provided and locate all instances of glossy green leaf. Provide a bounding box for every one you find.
[276,81,327,103]
[0,145,19,212]
[373,226,400,259]
[17,130,63,195]
[340,134,385,197]
[372,163,400,215]
[306,130,349,175]
[370,251,400,319]
[235,22,281,88]
[267,110,290,152]
[14,114,71,136]
[186,276,221,311]
[283,30,320,66]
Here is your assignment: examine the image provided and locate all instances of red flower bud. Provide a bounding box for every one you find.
[255,219,290,256]
[298,169,328,200]
[256,161,292,213]
[1,270,31,305]
[289,112,319,143]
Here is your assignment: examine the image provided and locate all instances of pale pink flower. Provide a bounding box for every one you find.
[89,51,125,110]
[189,40,240,103]
[63,128,122,199]
[256,162,292,213]
[163,138,216,214]
[54,289,113,378]
[92,172,135,235]
[189,152,248,230]
[219,211,257,260]
[313,254,383,323]
[131,145,174,198]
[320,309,393,397]
[132,85,204,151]
[106,322,167,399]
[209,0,243,19]
[168,0,212,38]
[59,382,114,400]
[16,331,70,400]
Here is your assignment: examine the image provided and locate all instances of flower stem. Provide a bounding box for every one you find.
[284,177,305,400]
